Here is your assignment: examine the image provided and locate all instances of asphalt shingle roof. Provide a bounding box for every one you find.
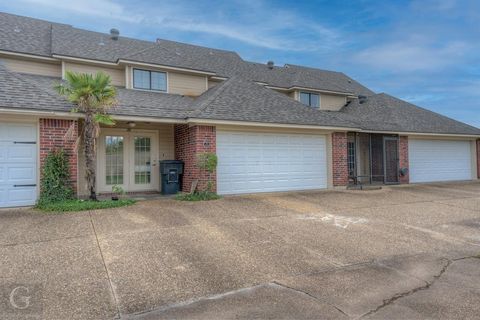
[341,93,480,135]
[233,62,375,96]
[0,12,57,57]
[51,25,244,76]
[51,24,155,63]
[191,76,359,128]
[0,65,71,112]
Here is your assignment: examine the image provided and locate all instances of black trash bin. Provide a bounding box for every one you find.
[160,160,184,195]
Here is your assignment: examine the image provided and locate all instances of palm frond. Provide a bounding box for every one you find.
[55,70,117,119]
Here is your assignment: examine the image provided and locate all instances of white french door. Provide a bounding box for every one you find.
[98,129,158,193]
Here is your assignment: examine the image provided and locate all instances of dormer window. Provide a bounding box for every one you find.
[133,68,167,91]
[299,92,320,108]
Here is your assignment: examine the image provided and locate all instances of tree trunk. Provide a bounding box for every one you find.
[84,111,98,201]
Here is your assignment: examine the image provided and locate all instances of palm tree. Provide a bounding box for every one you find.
[55,71,117,201]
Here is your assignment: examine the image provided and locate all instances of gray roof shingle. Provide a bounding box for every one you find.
[51,25,244,76]
[341,93,480,135]
[0,12,58,57]
[0,66,71,112]
[191,76,359,128]
[51,24,155,63]
[125,39,244,77]
[233,62,375,96]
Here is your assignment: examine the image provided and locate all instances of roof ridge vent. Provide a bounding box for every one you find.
[267,61,274,69]
[110,28,119,40]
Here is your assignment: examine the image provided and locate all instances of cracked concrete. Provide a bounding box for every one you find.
[0,181,479,319]
[361,257,453,318]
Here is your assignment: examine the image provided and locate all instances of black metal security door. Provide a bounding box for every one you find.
[383,136,399,184]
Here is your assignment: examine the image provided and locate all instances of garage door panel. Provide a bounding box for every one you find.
[8,165,36,183]
[7,144,36,162]
[0,122,37,207]
[2,188,37,206]
[0,123,36,141]
[409,139,472,183]
[217,131,327,194]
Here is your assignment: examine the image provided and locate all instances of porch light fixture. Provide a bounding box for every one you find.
[127,121,136,128]
[203,137,210,148]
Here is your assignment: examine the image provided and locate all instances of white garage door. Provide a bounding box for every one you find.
[409,139,472,183]
[217,131,327,194]
[0,122,37,207]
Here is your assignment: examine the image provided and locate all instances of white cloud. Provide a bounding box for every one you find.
[18,0,145,22]
[13,0,342,52]
[353,41,469,73]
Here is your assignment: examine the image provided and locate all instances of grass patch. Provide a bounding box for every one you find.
[36,199,136,213]
[175,191,221,201]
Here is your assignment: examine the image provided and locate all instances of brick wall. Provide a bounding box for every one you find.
[399,136,409,184]
[332,132,348,186]
[174,125,216,192]
[39,119,78,193]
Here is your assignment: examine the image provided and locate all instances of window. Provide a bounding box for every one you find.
[299,92,320,108]
[133,68,167,91]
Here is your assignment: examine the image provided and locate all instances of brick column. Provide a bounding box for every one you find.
[332,132,348,186]
[174,125,216,192]
[399,136,410,184]
[477,139,480,179]
[39,119,78,193]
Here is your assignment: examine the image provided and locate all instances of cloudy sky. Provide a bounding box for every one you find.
[1,0,479,126]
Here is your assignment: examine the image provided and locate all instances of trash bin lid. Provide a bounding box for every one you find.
[160,160,183,164]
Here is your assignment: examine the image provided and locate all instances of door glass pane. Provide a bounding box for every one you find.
[134,136,151,184]
[105,136,124,185]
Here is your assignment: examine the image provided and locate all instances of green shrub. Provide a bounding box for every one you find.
[175,191,220,201]
[36,199,136,213]
[37,149,74,206]
[196,152,218,192]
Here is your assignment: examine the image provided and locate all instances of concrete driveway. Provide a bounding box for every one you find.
[1,182,479,319]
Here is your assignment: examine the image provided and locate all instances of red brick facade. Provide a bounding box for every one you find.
[174,125,216,192]
[399,136,409,184]
[332,132,348,186]
[477,139,480,179]
[39,119,78,193]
